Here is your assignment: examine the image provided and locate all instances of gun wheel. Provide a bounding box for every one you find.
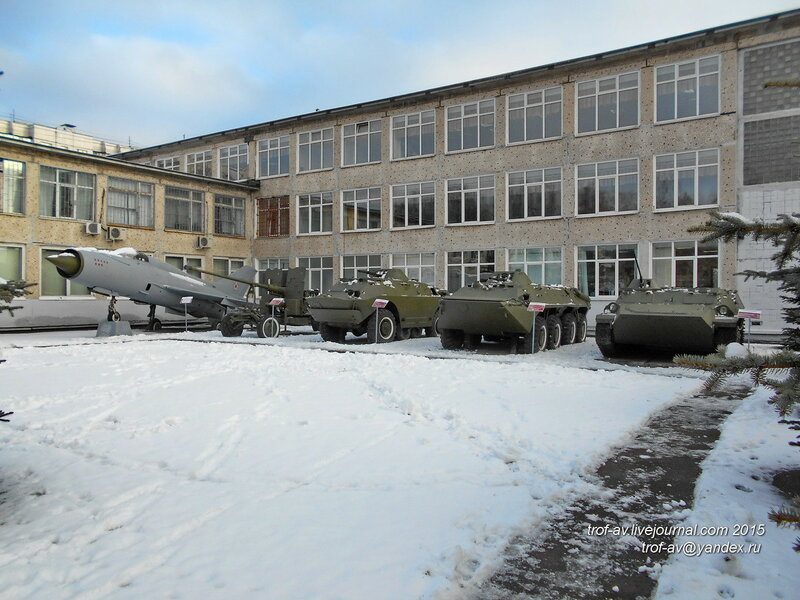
[220,314,244,337]
[257,316,281,338]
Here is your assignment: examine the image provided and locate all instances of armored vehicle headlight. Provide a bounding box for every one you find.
[604,302,619,314]
[715,305,731,316]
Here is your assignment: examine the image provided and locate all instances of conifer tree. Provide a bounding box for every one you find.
[674,211,800,550]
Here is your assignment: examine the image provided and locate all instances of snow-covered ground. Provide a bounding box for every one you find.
[0,330,796,599]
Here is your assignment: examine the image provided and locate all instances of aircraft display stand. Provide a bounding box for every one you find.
[96,321,133,337]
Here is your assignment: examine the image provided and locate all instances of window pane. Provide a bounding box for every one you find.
[676,78,697,119]
[677,170,695,206]
[656,171,674,209]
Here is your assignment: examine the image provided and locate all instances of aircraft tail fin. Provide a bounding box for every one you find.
[215,266,257,299]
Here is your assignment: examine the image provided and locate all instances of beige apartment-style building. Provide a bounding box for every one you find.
[3,10,800,332]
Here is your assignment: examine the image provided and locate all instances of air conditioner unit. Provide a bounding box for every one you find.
[106,226,126,241]
[85,222,101,235]
[196,236,211,250]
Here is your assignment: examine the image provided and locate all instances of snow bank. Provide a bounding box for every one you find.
[0,340,696,599]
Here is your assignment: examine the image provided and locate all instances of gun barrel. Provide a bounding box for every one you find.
[184,265,286,295]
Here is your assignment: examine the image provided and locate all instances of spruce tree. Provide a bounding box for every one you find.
[674,210,800,550]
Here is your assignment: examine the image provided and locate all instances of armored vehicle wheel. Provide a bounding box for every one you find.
[396,327,412,341]
[410,327,423,338]
[575,313,588,343]
[219,314,244,337]
[533,315,547,353]
[561,313,577,345]
[319,322,347,343]
[595,322,619,357]
[310,319,320,332]
[257,316,281,338]
[517,332,533,354]
[367,309,396,344]
[545,314,562,350]
[440,328,464,350]
[425,309,441,337]
[463,334,481,350]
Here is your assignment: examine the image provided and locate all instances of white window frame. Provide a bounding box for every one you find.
[297,192,333,236]
[39,166,95,221]
[390,252,436,285]
[575,71,640,135]
[342,119,382,167]
[391,181,435,230]
[297,127,334,173]
[654,149,720,212]
[218,143,249,181]
[107,176,154,227]
[40,247,93,298]
[214,194,246,237]
[651,240,719,288]
[186,150,212,177]
[507,247,563,285]
[391,110,435,161]
[341,187,381,233]
[575,243,638,299]
[446,250,496,291]
[257,136,290,178]
[155,156,181,171]
[211,257,246,282]
[164,186,205,233]
[575,159,639,217]
[655,55,721,124]
[506,167,562,222]
[342,254,383,279]
[445,99,495,153]
[446,175,495,226]
[0,244,25,281]
[506,86,562,145]
[1,158,25,214]
[297,256,334,292]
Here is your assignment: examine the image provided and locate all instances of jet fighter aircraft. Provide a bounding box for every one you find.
[46,247,256,329]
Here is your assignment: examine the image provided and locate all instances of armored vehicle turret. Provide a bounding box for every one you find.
[437,271,591,353]
[594,280,745,357]
[305,269,443,343]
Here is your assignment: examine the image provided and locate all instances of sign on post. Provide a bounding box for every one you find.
[180,296,193,304]
[527,302,546,312]
[180,296,193,332]
[737,309,762,350]
[269,298,285,307]
[372,299,389,309]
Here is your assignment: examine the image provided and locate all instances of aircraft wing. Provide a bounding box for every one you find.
[159,284,227,303]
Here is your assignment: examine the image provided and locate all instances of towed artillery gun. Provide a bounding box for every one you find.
[437,271,591,353]
[185,266,318,338]
[305,268,444,343]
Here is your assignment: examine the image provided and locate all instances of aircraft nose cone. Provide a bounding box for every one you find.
[46,253,81,277]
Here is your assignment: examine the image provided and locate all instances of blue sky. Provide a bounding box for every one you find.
[1,0,798,148]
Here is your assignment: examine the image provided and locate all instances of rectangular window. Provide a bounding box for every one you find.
[39,166,95,220]
[164,255,203,279]
[186,150,212,176]
[656,56,720,122]
[155,156,181,171]
[107,177,154,227]
[655,149,719,210]
[447,175,495,225]
[508,247,562,285]
[298,127,334,172]
[214,195,246,236]
[652,240,719,288]
[343,120,381,166]
[391,181,435,229]
[164,186,204,232]
[257,136,289,178]
[577,244,638,297]
[391,252,436,285]
[446,99,495,152]
[507,87,562,143]
[1,158,25,214]
[0,246,23,280]
[342,187,381,232]
[446,250,495,291]
[577,72,639,134]
[576,159,639,216]
[212,258,246,282]
[297,192,333,235]
[342,254,383,279]
[392,110,435,159]
[256,196,290,238]
[41,248,90,296]
[507,167,561,220]
[298,256,334,292]
[219,143,249,181]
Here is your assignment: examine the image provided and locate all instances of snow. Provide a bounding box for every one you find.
[724,342,749,358]
[0,334,696,599]
[654,385,800,600]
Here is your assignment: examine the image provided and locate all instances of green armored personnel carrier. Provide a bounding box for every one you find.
[186,266,319,338]
[306,269,443,343]
[438,271,591,353]
[595,280,745,357]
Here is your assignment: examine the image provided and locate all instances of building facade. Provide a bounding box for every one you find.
[0,137,256,329]
[0,119,132,156]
